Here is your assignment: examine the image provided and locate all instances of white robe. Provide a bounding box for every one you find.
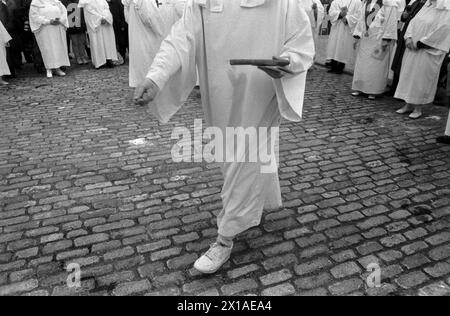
[298,0,324,58]
[352,0,399,94]
[0,21,11,76]
[145,0,315,237]
[29,0,70,70]
[79,0,118,68]
[395,1,450,105]
[446,110,450,136]
[123,0,183,87]
[327,0,362,64]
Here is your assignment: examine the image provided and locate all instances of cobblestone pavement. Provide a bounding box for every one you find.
[1,64,450,297]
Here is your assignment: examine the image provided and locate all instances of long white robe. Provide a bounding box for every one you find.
[123,0,184,87]
[0,21,11,76]
[446,110,450,136]
[327,0,362,64]
[79,0,118,68]
[352,0,400,94]
[30,0,70,70]
[394,1,450,105]
[145,0,315,237]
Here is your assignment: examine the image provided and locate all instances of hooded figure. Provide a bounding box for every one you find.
[134,0,315,274]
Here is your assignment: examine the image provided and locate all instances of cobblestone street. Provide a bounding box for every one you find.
[0,64,450,296]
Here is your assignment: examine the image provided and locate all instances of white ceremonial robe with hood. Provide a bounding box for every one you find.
[144,0,315,237]
[123,0,184,87]
[79,0,118,68]
[327,0,362,64]
[394,0,450,105]
[29,0,70,70]
[352,0,400,95]
[0,21,11,76]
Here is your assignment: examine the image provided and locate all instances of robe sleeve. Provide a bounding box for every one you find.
[79,0,109,30]
[122,0,130,23]
[0,21,12,44]
[135,0,165,37]
[58,1,69,29]
[420,19,450,53]
[373,4,399,41]
[328,0,341,24]
[29,2,51,32]
[353,3,365,38]
[347,0,362,33]
[315,0,325,31]
[145,0,200,123]
[274,0,315,122]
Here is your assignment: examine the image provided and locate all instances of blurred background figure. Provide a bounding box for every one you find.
[351,0,401,100]
[298,0,325,65]
[0,19,11,84]
[63,0,90,65]
[78,0,117,69]
[327,0,362,74]
[107,0,127,65]
[29,0,70,78]
[389,0,427,95]
[395,0,450,119]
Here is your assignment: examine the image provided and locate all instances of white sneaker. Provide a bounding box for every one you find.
[46,70,53,78]
[194,242,233,274]
[54,69,66,77]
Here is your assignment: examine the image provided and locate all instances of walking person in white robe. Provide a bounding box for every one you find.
[29,0,70,78]
[395,0,450,119]
[79,0,118,68]
[327,0,362,74]
[352,0,401,99]
[0,20,11,85]
[123,0,184,87]
[134,0,315,274]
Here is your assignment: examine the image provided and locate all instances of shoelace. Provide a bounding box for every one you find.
[205,243,228,261]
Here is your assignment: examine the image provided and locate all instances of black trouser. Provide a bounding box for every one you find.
[5,46,16,77]
[330,60,346,73]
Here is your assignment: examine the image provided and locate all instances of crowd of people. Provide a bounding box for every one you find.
[0,0,449,275]
[326,0,449,121]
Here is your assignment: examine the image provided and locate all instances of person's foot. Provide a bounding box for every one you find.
[194,242,233,274]
[396,104,413,114]
[77,58,83,65]
[54,69,66,77]
[436,135,450,144]
[46,70,53,78]
[106,60,115,68]
[328,69,336,73]
[352,92,361,97]
[82,58,90,65]
[409,109,422,119]
[334,70,344,75]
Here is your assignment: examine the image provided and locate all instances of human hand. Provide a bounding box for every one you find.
[134,78,160,106]
[405,38,416,50]
[50,19,60,25]
[101,18,108,25]
[258,57,293,79]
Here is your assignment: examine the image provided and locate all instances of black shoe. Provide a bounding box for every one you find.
[328,69,336,73]
[106,60,115,68]
[436,136,450,144]
[334,70,344,75]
